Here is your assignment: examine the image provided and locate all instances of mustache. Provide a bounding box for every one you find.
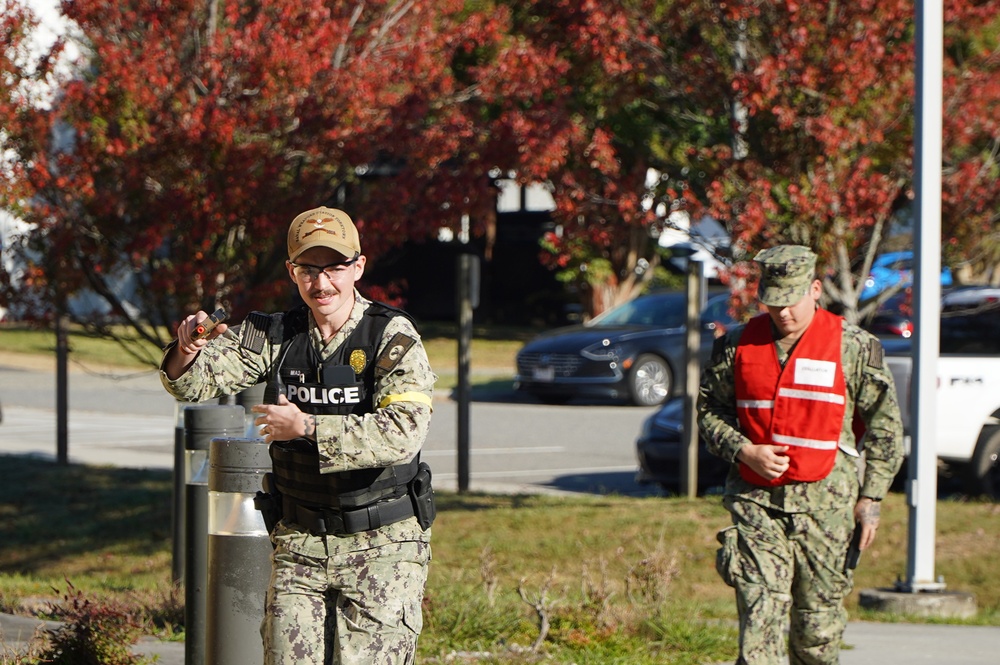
[309,289,336,298]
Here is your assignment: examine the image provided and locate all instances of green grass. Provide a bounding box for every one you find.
[1,454,998,663]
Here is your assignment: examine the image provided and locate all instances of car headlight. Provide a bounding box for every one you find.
[581,338,622,361]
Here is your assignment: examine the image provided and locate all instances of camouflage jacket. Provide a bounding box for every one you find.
[697,314,904,513]
[160,291,437,550]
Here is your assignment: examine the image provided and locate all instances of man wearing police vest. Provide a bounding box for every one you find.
[161,206,436,665]
[698,245,904,665]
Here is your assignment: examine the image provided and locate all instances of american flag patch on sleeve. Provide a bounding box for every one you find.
[239,312,270,355]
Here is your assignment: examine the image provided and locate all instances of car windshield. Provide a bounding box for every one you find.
[589,293,687,328]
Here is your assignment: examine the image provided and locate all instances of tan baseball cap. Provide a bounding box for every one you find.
[754,245,818,307]
[287,206,361,262]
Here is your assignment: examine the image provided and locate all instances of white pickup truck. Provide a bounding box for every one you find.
[881,289,1000,498]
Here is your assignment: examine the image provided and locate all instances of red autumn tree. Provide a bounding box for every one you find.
[4,0,996,340]
[498,0,737,317]
[0,0,564,360]
[940,1,1000,287]
[494,1,998,320]
[708,0,1000,322]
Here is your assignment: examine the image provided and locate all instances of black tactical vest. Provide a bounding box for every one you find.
[266,303,420,509]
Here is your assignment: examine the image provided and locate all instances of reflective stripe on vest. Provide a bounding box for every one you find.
[734,309,847,486]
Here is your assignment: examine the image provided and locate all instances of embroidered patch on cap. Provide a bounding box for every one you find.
[375,333,416,376]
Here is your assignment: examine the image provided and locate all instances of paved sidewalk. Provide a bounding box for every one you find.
[3,612,999,665]
[838,621,1000,664]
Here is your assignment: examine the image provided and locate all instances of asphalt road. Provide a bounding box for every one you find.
[0,356,663,496]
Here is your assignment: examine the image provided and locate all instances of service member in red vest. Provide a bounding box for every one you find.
[161,206,436,665]
[698,245,904,665]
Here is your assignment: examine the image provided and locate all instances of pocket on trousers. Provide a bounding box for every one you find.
[715,525,740,588]
[401,595,424,635]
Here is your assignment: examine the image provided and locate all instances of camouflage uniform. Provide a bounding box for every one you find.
[161,290,436,665]
[698,246,904,665]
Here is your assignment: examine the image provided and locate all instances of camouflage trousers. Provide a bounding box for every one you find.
[716,497,855,665]
[261,533,430,665]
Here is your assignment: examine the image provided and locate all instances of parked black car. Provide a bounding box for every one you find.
[514,291,735,406]
[634,396,730,493]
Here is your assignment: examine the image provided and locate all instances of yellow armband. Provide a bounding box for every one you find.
[378,391,434,409]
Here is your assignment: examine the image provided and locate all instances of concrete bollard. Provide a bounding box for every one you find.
[207,437,272,665]
[184,405,246,665]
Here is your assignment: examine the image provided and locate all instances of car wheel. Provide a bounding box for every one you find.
[968,427,1000,499]
[628,354,671,407]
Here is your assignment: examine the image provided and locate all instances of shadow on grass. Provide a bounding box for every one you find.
[0,454,172,572]
[543,471,679,498]
[433,492,551,513]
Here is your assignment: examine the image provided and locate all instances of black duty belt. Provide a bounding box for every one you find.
[282,494,415,536]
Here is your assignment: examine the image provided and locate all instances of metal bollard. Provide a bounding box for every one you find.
[235,383,267,439]
[206,437,272,665]
[172,401,189,585]
[184,405,246,665]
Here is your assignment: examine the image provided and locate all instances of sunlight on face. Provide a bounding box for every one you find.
[287,247,366,323]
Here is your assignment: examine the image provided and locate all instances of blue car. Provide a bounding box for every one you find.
[860,251,952,301]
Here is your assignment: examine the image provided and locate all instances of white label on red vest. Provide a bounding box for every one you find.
[794,358,836,387]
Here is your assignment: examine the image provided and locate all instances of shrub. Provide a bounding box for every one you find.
[31,582,151,665]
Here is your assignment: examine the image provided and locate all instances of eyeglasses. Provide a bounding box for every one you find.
[289,254,360,282]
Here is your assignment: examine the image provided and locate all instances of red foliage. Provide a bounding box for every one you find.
[707,0,1000,318]
[2,0,997,339]
[0,0,524,341]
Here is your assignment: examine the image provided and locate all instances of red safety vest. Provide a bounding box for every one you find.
[734,309,846,486]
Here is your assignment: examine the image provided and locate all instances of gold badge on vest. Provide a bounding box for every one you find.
[349,348,368,376]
